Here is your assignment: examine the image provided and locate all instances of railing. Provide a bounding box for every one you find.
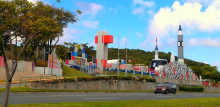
[20,75,58,86]
[19,74,96,86]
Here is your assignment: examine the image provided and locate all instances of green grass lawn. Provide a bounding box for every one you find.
[62,65,92,78]
[1,87,219,94]
[0,87,154,93]
[62,65,150,78]
[6,98,220,107]
[0,80,6,82]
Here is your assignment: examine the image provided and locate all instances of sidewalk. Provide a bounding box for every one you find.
[0,76,63,86]
[0,84,25,88]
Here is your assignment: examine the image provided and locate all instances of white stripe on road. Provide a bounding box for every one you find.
[51,95,87,97]
[192,95,202,96]
[126,94,153,96]
[157,96,174,98]
[84,97,118,99]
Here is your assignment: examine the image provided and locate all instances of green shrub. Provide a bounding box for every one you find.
[72,76,155,82]
[35,60,48,67]
[179,86,204,92]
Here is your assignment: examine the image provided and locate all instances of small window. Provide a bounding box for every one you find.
[153,62,156,67]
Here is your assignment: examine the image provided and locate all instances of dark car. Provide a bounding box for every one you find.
[154,82,176,94]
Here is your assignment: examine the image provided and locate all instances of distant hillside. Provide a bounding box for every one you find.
[106,48,208,67]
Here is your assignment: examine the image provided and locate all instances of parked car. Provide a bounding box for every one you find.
[154,82,176,94]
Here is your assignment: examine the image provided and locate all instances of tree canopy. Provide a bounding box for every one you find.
[0,0,81,106]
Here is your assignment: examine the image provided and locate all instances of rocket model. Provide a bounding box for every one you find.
[170,52,175,62]
[155,38,159,59]
[178,25,184,63]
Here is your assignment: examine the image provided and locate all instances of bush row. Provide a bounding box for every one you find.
[43,78,76,83]
[40,76,156,83]
[77,76,155,82]
[179,86,204,92]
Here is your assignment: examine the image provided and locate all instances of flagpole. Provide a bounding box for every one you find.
[118,36,119,76]
[118,36,119,60]
[126,37,127,64]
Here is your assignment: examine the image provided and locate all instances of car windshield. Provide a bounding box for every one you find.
[157,83,168,87]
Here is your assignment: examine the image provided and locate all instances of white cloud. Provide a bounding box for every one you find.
[203,62,208,64]
[133,0,155,7]
[132,0,155,15]
[141,0,220,47]
[211,62,220,71]
[76,2,104,17]
[184,0,215,6]
[27,0,38,3]
[187,37,220,47]
[136,32,143,38]
[82,21,99,29]
[165,38,176,46]
[132,7,145,14]
[109,5,123,15]
[57,28,78,44]
[120,37,129,46]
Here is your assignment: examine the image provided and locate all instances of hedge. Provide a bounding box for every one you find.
[179,86,204,92]
[76,76,155,82]
[34,76,156,83]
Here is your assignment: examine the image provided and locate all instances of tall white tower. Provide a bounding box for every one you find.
[155,38,159,59]
[95,31,113,71]
[178,25,184,63]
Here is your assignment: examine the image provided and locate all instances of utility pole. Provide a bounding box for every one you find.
[126,37,127,64]
[118,36,119,60]
[118,36,119,76]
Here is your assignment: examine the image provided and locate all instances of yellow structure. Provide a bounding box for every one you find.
[60,58,62,63]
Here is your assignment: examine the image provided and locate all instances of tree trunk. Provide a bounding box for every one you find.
[1,31,39,107]
[1,37,11,107]
[34,55,40,63]
[2,80,11,107]
[49,39,52,54]
[23,48,27,61]
[44,44,46,74]
[36,45,39,58]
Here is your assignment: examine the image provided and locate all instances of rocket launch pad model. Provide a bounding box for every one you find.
[178,25,184,63]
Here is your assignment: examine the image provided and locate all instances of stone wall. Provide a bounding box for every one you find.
[29,80,220,92]
[30,80,157,91]
[204,86,220,92]
[155,77,202,86]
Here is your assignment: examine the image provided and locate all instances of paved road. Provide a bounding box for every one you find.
[0,84,25,88]
[0,92,220,105]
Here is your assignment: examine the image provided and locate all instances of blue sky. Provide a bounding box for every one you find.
[29,0,220,71]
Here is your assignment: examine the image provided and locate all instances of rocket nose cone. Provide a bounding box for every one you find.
[179,25,182,31]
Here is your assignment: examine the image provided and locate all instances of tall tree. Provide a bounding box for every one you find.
[0,0,81,106]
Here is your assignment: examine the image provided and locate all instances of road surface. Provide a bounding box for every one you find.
[0,92,220,105]
[0,84,25,88]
